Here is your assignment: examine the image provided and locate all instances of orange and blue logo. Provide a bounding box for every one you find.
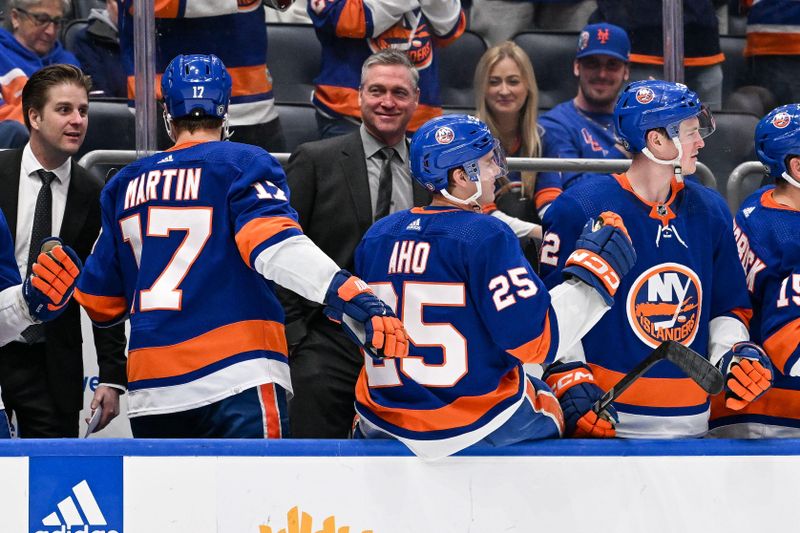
[635,87,655,105]
[369,22,433,71]
[626,263,702,349]
[772,112,791,129]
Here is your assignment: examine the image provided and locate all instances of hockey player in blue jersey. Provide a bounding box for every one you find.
[540,80,771,438]
[74,54,408,439]
[0,214,82,439]
[352,114,637,459]
[710,104,800,437]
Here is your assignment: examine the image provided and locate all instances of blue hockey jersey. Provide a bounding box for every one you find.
[353,206,564,457]
[538,100,629,199]
[75,140,302,417]
[710,187,800,435]
[540,173,751,437]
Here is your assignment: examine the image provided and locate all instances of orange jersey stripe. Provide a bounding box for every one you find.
[526,379,564,435]
[763,318,800,373]
[74,289,128,323]
[356,367,521,432]
[432,12,467,48]
[729,307,753,329]
[335,0,368,38]
[228,65,272,96]
[507,313,552,365]
[745,33,800,56]
[154,0,180,17]
[589,363,708,408]
[128,319,287,382]
[710,386,800,421]
[234,216,302,265]
[534,187,561,210]
[260,383,282,438]
[629,52,725,67]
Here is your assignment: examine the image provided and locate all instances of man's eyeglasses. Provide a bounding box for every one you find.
[14,8,64,28]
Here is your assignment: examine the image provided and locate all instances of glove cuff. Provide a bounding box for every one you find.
[543,362,596,399]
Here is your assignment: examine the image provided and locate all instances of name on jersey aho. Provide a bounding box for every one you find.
[732,220,766,292]
[626,263,703,349]
[388,240,430,274]
[124,168,202,210]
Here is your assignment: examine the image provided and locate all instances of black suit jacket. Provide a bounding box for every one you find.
[0,149,126,413]
[281,131,430,335]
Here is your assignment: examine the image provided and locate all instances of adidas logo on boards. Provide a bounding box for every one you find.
[35,480,119,533]
[406,218,421,231]
[157,154,173,164]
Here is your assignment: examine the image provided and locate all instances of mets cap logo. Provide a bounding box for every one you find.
[772,112,791,129]
[626,263,703,349]
[635,87,655,105]
[435,126,455,145]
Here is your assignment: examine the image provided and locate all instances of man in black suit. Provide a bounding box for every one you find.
[283,49,430,437]
[0,64,126,438]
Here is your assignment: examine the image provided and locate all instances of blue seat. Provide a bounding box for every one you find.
[79,99,136,159]
[266,23,320,105]
[513,31,579,110]
[276,103,319,152]
[437,30,487,108]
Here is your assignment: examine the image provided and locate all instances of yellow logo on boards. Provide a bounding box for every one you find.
[259,506,373,533]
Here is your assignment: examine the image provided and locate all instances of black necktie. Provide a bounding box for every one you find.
[375,147,394,221]
[22,170,56,343]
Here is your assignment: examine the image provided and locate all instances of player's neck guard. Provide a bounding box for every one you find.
[642,137,684,182]
[781,171,800,190]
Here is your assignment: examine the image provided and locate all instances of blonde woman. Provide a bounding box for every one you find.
[474,42,550,242]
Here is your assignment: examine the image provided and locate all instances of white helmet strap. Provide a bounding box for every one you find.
[781,171,800,190]
[642,137,684,182]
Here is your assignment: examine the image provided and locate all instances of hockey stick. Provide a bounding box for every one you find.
[592,340,724,415]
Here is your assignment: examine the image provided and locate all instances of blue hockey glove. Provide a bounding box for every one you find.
[22,238,82,322]
[563,211,636,306]
[543,361,618,438]
[717,342,773,410]
[324,270,409,359]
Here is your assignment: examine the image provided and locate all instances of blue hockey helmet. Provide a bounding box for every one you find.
[755,104,800,180]
[161,54,232,121]
[614,80,715,154]
[410,114,505,196]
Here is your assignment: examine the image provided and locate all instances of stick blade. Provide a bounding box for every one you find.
[662,341,724,395]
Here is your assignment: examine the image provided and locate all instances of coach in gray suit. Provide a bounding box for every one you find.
[283,49,430,437]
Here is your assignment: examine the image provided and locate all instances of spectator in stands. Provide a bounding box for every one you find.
[471,0,597,46]
[591,0,726,111]
[71,0,125,98]
[0,64,127,438]
[473,42,543,240]
[537,23,631,216]
[741,0,800,107]
[118,0,291,152]
[0,0,78,148]
[282,50,430,438]
[308,0,465,139]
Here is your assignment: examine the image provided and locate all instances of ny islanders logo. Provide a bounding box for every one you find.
[635,87,655,104]
[435,126,455,144]
[772,111,791,129]
[369,19,433,71]
[626,263,702,348]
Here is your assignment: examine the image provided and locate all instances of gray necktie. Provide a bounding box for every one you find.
[375,147,394,221]
[22,170,56,344]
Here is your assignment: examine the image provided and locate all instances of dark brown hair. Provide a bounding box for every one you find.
[22,63,91,130]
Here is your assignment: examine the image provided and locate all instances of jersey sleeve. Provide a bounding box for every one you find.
[538,193,586,289]
[74,188,131,327]
[760,264,800,376]
[152,0,240,18]
[0,211,20,291]
[229,152,304,269]
[308,0,416,38]
[710,206,753,326]
[466,222,559,366]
